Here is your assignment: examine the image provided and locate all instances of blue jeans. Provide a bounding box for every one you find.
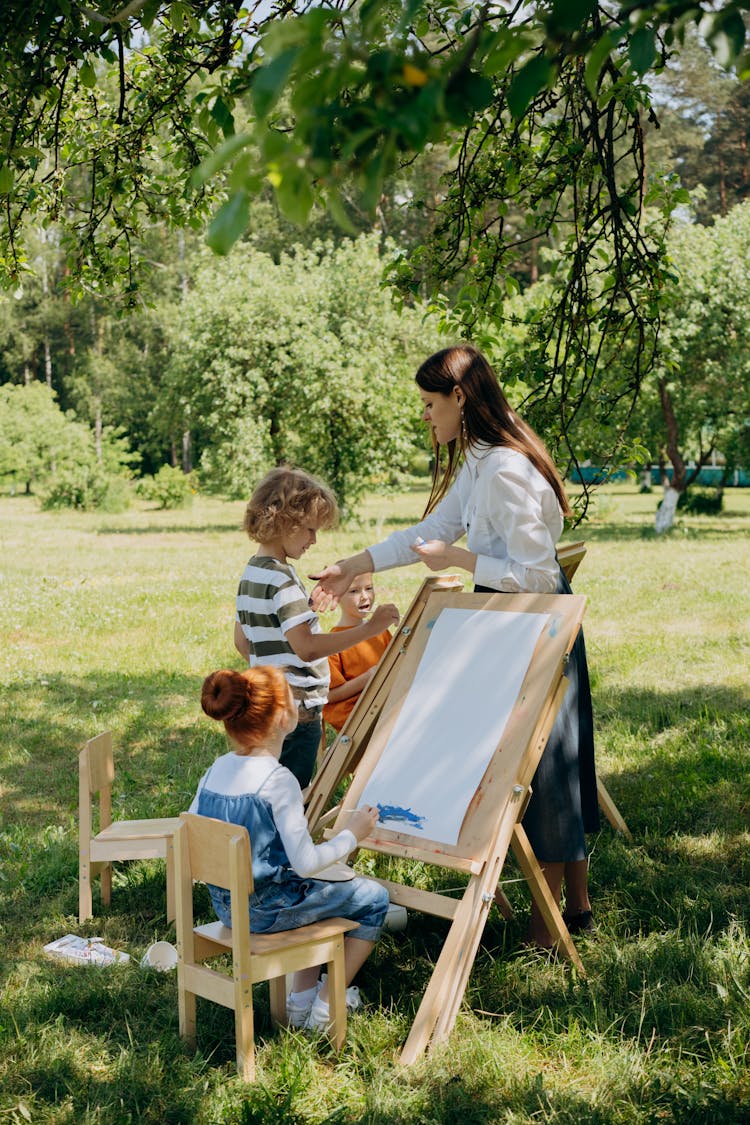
[210,874,389,943]
[280,716,321,789]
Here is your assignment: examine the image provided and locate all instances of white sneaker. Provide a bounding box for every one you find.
[306,996,332,1031]
[286,984,320,1028]
[319,973,362,1011]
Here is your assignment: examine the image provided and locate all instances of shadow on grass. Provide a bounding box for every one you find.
[3,651,750,1120]
[96,522,243,535]
[595,683,749,835]
[0,669,211,829]
[573,520,750,542]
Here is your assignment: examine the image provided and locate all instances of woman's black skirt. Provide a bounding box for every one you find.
[474,568,599,862]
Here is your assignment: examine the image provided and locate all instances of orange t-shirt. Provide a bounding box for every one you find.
[323,626,392,732]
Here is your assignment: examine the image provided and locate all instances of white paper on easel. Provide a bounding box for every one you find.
[359,607,548,845]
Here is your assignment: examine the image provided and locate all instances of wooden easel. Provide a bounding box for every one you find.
[308,560,630,840]
[308,582,589,1063]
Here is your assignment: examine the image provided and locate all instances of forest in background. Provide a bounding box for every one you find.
[1,25,750,519]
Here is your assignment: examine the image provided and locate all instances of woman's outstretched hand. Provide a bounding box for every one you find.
[308,563,349,611]
[411,539,476,576]
[411,538,451,571]
[309,550,374,611]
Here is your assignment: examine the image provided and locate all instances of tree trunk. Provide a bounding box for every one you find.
[95,398,102,461]
[655,377,687,532]
[655,486,680,533]
[44,337,52,387]
[181,430,192,473]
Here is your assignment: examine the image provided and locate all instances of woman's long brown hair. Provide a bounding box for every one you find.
[416,345,572,517]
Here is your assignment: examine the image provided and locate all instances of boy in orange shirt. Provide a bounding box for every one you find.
[323,573,393,733]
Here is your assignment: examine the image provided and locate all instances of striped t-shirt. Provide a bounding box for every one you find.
[235,555,329,713]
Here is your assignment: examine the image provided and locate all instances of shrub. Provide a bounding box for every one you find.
[39,465,131,512]
[137,465,196,509]
[677,487,724,514]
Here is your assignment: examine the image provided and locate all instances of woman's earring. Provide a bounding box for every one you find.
[460,406,467,444]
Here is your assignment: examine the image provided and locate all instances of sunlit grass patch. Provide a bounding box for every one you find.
[1,487,749,1123]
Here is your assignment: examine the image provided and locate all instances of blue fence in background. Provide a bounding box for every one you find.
[570,466,750,487]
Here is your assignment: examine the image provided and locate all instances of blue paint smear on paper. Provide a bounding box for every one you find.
[377,804,426,830]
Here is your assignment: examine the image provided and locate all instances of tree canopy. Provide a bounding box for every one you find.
[3,1,750,513]
[3,1,749,290]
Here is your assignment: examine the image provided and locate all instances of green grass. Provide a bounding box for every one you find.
[1,485,749,1124]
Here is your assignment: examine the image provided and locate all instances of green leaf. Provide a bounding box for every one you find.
[262,8,332,55]
[483,30,532,77]
[507,56,552,120]
[326,189,357,235]
[210,95,235,138]
[584,31,618,97]
[360,141,393,212]
[191,133,253,187]
[628,27,656,75]
[169,3,185,33]
[275,167,314,226]
[396,82,441,147]
[251,48,299,119]
[205,191,249,255]
[0,166,14,194]
[79,61,97,88]
[548,0,597,36]
[445,70,494,125]
[395,0,425,38]
[708,11,746,68]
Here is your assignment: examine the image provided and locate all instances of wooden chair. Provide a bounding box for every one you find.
[78,731,180,923]
[174,812,357,1081]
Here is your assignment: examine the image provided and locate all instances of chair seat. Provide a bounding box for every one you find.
[195,915,357,957]
[96,817,181,842]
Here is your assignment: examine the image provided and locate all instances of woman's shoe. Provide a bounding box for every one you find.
[562,909,596,934]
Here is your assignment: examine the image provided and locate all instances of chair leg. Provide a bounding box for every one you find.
[178,974,197,1049]
[269,976,287,1027]
[234,980,255,1081]
[326,936,347,1052]
[79,857,93,923]
[165,839,176,924]
[100,862,112,907]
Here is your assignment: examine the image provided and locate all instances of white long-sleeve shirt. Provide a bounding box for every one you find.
[189,752,357,877]
[369,444,563,593]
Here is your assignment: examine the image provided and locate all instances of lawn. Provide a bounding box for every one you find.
[0,484,749,1124]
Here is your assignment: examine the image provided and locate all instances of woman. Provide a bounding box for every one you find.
[312,344,599,947]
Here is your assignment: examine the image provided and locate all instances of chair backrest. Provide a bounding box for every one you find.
[176,812,254,901]
[82,731,115,793]
[79,731,114,835]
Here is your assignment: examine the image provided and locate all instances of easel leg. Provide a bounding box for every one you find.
[597,778,632,839]
[510,824,584,973]
[493,888,514,919]
[399,843,512,1065]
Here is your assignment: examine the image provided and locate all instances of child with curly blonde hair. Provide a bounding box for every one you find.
[234,467,399,788]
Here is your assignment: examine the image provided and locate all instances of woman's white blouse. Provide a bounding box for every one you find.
[368,444,564,593]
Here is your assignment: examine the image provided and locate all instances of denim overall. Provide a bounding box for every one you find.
[195,767,388,941]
